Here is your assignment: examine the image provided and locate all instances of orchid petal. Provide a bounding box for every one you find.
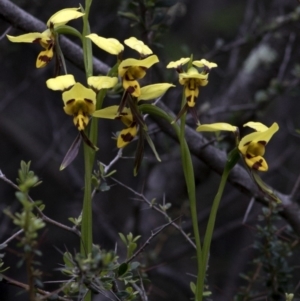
[245,155,268,171]
[47,7,84,28]
[243,122,269,132]
[117,126,138,148]
[124,37,152,55]
[193,59,218,69]
[196,123,237,132]
[7,31,51,43]
[46,75,76,91]
[86,34,124,55]
[62,83,96,107]
[138,83,175,101]
[88,76,118,91]
[93,105,119,119]
[166,57,190,68]
[118,55,159,77]
[179,67,208,80]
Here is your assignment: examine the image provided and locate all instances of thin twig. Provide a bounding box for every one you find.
[0,171,81,237]
[111,177,196,249]
[290,174,300,201]
[126,216,181,263]
[277,32,296,81]
[103,148,123,174]
[1,274,72,301]
[0,229,24,246]
[0,26,11,39]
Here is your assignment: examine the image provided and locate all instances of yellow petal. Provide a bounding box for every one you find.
[86,34,124,55]
[118,55,159,77]
[166,57,190,68]
[243,122,268,132]
[7,30,51,43]
[117,126,138,148]
[36,47,54,68]
[88,76,118,91]
[72,111,89,131]
[239,122,279,154]
[93,105,119,119]
[246,141,265,157]
[138,83,175,101]
[124,37,152,55]
[46,75,76,91]
[185,85,198,107]
[179,67,208,80]
[196,123,237,132]
[47,7,84,28]
[123,78,141,97]
[244,155,268,171]
[193,59,218,69]
[62,83,96,107]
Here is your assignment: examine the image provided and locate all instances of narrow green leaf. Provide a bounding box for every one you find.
[144,131,161,162]
[54,25,82,39]
[252,171,281,203]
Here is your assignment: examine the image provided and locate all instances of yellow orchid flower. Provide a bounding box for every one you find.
[124,37,153,56]
[118,55,159,97]
[46,75,96,131]
[196,121,278,171]
[7,7,84,68]
[239,122,279,171]
[167,57,217,124]
[93,105,137,148]
[86,34,124,55]
[88,76,118,91]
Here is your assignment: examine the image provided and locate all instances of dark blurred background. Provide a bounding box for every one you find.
[1,0,300,300]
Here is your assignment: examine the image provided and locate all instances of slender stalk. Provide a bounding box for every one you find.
[201,168,229,278]
[139,103,203,300]
[81,2,94,300]
[179,105,203,301]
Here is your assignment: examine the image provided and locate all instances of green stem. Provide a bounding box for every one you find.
[139,103,203,301]
[201,147,239,291]
[201,168,229,278]
[81,2,94,300]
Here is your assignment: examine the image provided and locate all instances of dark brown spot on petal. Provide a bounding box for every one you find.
[121,133,134,142]
[252,159,263,170]
[243,141,251,147]
[33,38,41,44]
[39,55,52,63]
[127,86,136,94]
[84,98,93,104]
[66,99,75,105]
[246,154,253,159]
[258,140,266,145]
